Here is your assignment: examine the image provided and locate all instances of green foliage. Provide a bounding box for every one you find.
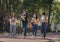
[0,0,60,24]
[52,1,60,24]
[1,0,60,32]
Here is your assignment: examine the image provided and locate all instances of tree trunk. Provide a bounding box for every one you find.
[47,5,52,32]
[0,0,4,32]
[0,9,3,32]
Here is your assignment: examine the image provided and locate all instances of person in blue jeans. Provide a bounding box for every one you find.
[21,9,28,38]
[40,12,47,39]
[32,24,38,36]
[32,14,38,38]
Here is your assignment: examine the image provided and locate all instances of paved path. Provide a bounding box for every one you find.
[0,37,49,42]
[0,32,60,42]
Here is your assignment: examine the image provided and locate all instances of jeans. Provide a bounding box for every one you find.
[4,23,10,32]
[41,22,46,37]
[32,24,37,36]
[23,23,27,36]
[10,24,16,36]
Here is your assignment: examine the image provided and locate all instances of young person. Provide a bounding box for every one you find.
[40,12,47,39]
[21,10,28,38]
[32,13,38,38]
[9,12,17,37]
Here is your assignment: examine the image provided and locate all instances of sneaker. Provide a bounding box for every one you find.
[32,35,34,38]
[32,35,36,39]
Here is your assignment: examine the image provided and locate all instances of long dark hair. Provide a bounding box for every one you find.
[36,14,38,20]
[42,12,45,15]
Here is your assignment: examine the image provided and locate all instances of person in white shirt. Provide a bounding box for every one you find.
[40,12,46,39]
[9,12,17,37]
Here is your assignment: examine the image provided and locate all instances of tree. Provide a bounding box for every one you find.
[53,1,60,24]
[0,0,4,32]
[39,0,53,32]
[47,0,53,32]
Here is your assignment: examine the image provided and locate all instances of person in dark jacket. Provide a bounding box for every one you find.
[21,10,28,38]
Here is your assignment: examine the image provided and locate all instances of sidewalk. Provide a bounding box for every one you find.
[0,32,60,42]
[0,38,49,42]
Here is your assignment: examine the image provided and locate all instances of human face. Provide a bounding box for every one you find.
[11,12,15,17]
[23,11,26,14]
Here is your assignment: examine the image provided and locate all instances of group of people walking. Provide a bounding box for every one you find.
[8,9,47,39]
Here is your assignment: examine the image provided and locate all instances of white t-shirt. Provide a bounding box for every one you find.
[9,17,16,25]
[41,15,46,22]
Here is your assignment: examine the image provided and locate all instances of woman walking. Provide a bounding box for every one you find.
[40,12,47,39]
[21,10,28,38]
[9,12,17,38]
[32,13,38,38]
